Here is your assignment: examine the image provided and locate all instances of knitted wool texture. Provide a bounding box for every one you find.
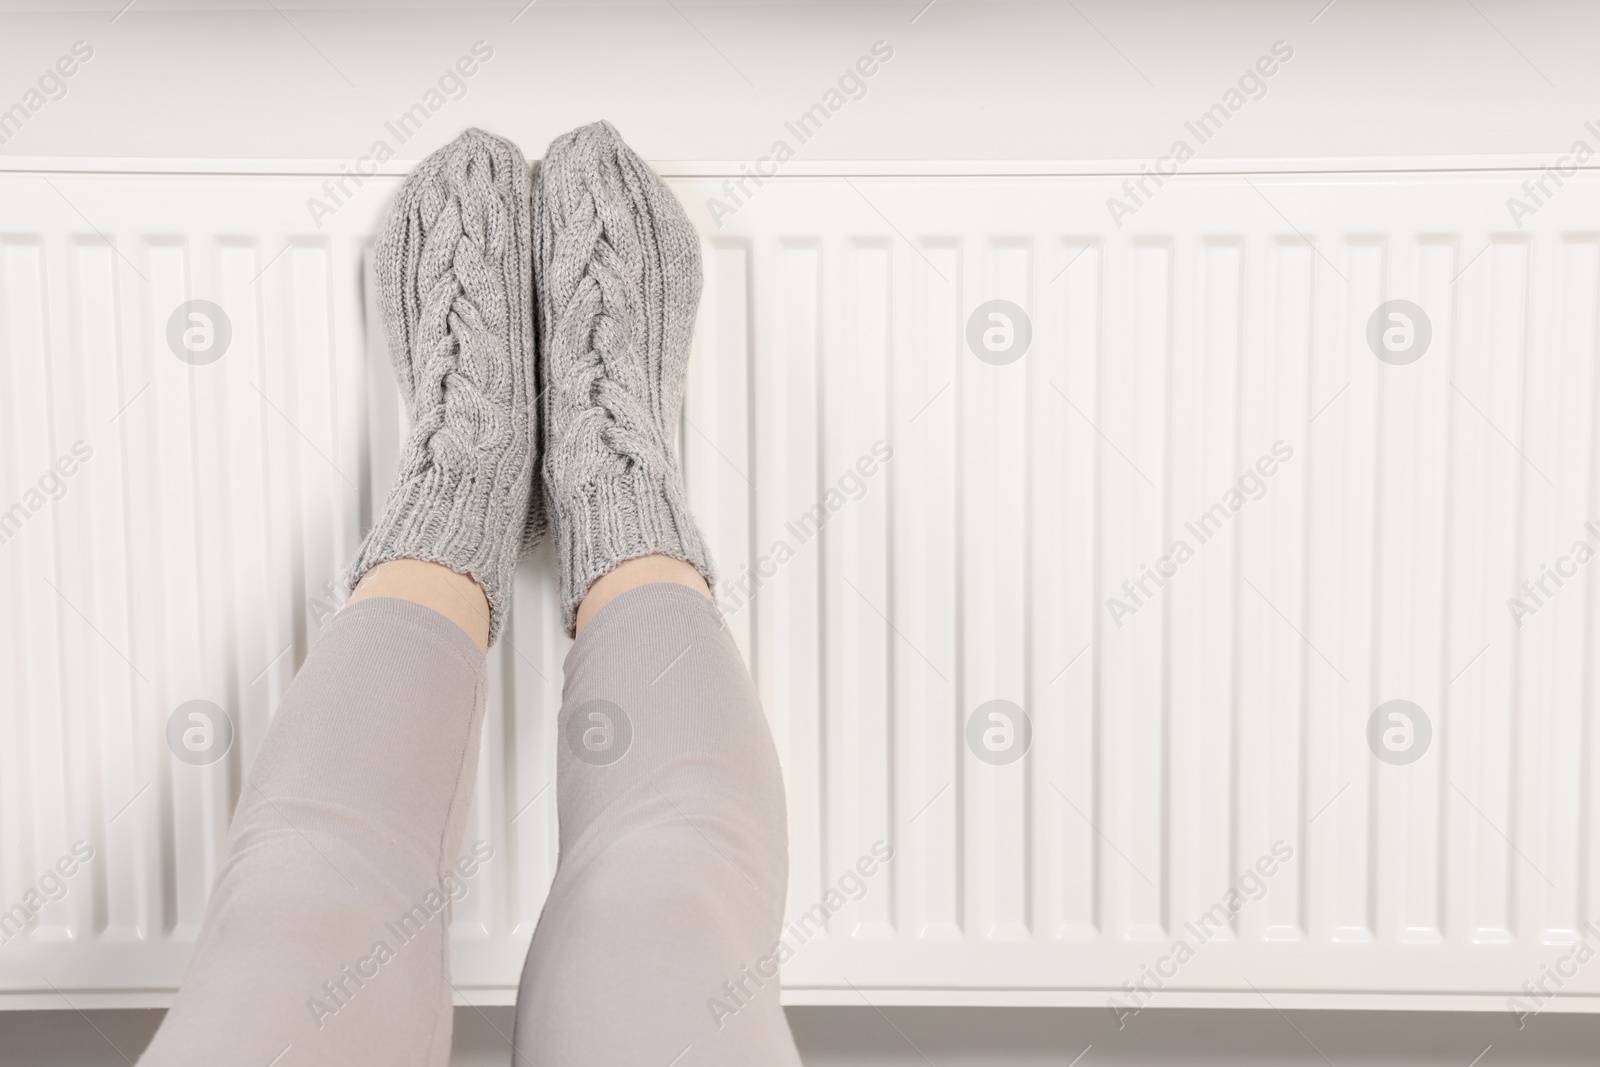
[349,128,537,645]
[534,121,716,635]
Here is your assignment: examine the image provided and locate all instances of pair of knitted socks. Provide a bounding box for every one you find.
[348,122,715,640]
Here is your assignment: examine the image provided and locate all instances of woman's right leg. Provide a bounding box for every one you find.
[513,121,803,1064]
[513,567,800,1066]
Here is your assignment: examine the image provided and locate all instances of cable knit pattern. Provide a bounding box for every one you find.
[535,121,716,635]
[348,128,537,645]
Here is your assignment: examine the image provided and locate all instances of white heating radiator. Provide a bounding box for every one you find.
[0,161,1596,1012]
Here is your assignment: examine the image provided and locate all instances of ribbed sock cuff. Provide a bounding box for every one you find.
[347,465,524,645]
[551,468,716,636]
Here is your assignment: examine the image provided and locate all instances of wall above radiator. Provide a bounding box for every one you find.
[0,1,1595,163]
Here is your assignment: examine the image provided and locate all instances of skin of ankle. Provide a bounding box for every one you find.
[347,559,491,653]
[576,555,710,635]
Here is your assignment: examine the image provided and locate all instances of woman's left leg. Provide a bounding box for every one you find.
[140,125,540,1066]
[137,569,489,1067]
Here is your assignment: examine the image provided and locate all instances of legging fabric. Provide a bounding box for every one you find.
[136,582,800,1066]
[512,581,799,1065]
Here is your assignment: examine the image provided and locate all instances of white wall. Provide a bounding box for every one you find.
[0,0,1594,165]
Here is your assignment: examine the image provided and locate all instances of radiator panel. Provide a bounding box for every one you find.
[0,168,1596,1009]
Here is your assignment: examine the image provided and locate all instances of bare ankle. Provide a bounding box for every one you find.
[347,559,491,653]
[575,555,710,635]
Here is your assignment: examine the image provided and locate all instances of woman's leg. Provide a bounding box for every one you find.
[513,121,802,1064]
[137,567,489,1067]
[514,562,799,1065]
[140,125,539,1066]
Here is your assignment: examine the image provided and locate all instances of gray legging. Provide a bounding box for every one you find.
[137,582,801,1066]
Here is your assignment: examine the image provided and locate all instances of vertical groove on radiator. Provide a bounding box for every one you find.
[3,240,53,930]
[1292,233,1320,941]
[810,238,829,922]
[1221,236,1243,939]
[1042,237,1101,939]
[1361,237,1388,943]
[1282,236,1314,940]
[951,232,967,943]
[1159,237,1177,938]
[1412,236,1455,943]
[1020,238,1036,941]
[882,237,899,937]
[1434,234,1459,943]
[1369,229,1394,946]
[1517,233,1554,940]
[1094,235,1122,941]
[1440,235,1468,946]
[750,238,823,929]
[187,234,234,924]
[962,236,1031,940]
[1567,237,1600,936]
[0,244,20,911]
[115,226,144,945]
[1170,238,1244,938]
[68,240,111,937]
[45,231,84,942]
[1495,240,1532,939]
[825,238,892,937]
[1120,239,1172,939]
[897,235,961,938]
[1447,232,1480,942]
[1086,238,1104,939]
[142,240,171,934]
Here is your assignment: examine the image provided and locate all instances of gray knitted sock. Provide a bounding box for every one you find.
[534,120,716,635]
[349,128,538,646]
